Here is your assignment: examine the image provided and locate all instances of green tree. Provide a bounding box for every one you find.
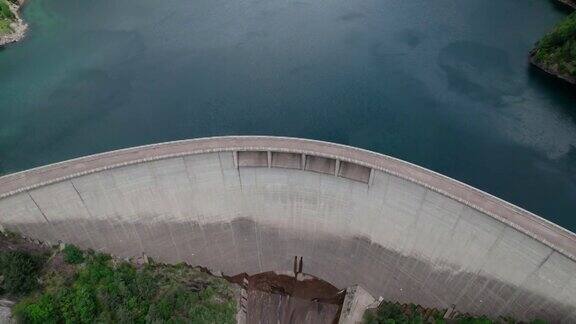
[0,251,43,295]
[62,244,85,264]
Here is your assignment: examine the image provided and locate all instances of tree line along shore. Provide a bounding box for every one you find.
[531,2,576,85]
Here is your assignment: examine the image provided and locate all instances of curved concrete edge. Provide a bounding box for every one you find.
[1,135,575,261]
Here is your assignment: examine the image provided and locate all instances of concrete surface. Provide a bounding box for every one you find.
[339,285,377,324]
[245,290,340,324]
[0,136,575,322]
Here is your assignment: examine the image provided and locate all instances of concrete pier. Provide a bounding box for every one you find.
[0,136,575,322]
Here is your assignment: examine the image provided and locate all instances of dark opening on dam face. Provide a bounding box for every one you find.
[0,137,575,322]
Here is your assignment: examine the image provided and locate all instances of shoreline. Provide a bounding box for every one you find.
[529,50,576,85]
[0,0,28,48]
[529,1,575,85]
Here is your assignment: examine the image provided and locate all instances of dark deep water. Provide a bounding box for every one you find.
[0,0,575,229]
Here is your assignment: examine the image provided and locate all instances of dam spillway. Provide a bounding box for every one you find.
[0,136,575,322]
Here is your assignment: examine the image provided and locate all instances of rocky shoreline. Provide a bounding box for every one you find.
[0,0,27,48]
[529,1,575,85]
[530,50,576,85]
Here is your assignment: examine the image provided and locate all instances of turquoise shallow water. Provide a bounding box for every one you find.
[1,0,575,229]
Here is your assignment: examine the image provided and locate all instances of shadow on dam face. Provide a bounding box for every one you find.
[1,137,576,322]
[11,217,576,322]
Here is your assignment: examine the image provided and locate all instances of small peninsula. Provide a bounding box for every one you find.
[530,7,576,84]
[0,0,26,47]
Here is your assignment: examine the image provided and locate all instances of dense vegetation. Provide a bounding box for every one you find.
[0,251,45,296]
[532,11,576,80]
[363,301,547,324]
[0,0,14,34]
[0,0,13,19]
[62,244,84,264]
[0,237,236,324]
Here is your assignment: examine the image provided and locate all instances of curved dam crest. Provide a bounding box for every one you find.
[0,136,575,322]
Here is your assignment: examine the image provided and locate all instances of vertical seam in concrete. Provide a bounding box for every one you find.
[409,189,428,230]
[221,153,242,272]
[496,248,555,316]
[26,190,60,243]
[560,276,576,323]
[71,177,120,249]
[145,162,183,261]
[448,206,466,237]
[373,173,391,222]
[27,191,51,224]
[406,190,430,276]
[70,180,90,217]
[453,223,508,305]
[166,221,182,262]
[238,168,244,192]
[420,204,467,289]
[108,169,146,253]
[181,156,195,184]
[389,189,430,287]
[232,221,243,274]
[380,180,418,294]
[254,221,264,273]
[176,157,206,263]
[367,172,392,254]
[217,152,227,184]
[68,180,97,248]
[536,249,555,270]
[180,155,214,274]
[181,156,203,207]
[229,152,244,191]
[366,168,374,194]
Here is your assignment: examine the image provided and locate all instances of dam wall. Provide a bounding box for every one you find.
[0,136,575,322]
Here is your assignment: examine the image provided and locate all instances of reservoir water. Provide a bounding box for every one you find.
[0,0,575,229]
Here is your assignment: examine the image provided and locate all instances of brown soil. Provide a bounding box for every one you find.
[0,232,49,255]
[227,271,344,304]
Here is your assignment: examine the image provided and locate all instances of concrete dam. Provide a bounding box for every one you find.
[0,136,575,322]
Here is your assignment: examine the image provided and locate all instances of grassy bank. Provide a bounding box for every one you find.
[531,11,576,83]
[0,0,15,34]
[0,234,237,324]
[363,301,547,324]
